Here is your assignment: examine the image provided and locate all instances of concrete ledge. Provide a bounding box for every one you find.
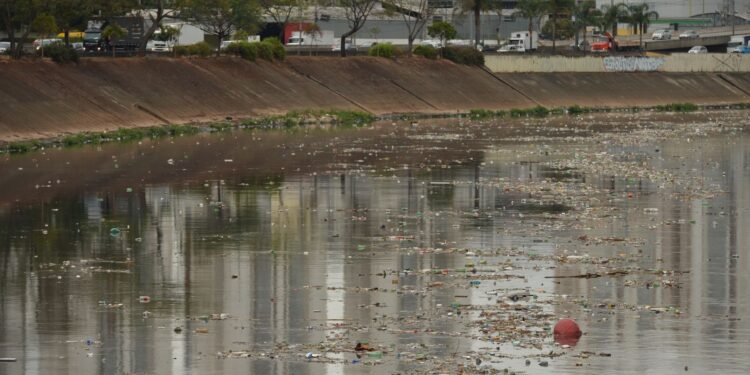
[485,54,750,73]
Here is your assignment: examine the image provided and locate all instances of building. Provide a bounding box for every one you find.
[595,0,750,20]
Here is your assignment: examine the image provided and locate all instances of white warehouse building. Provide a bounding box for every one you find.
[594,0,750,19]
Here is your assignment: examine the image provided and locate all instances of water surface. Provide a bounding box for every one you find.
[1,111,750,374]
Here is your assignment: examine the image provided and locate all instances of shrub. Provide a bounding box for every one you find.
[369,42,396,58]
[175,42,213,57]
[262,37,286,61]
[173,45,190,56]
[224,41,244,55]
[45,43,78,64]
[255,41,274,61]
[227,38,284,62]
[225,41,258,61]
[442,46,484,66]
[188,41,213,57]
[413,45,438,59]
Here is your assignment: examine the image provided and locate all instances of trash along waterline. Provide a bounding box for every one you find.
[3,103,749,154]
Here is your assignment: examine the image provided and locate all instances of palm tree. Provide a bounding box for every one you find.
[627,3,658,49]
[102,24,126,58]
[600,2,628,37]
[548,0,574,52]
[514,0,547,50]
[572,0,600,50]
[460,0,499,48]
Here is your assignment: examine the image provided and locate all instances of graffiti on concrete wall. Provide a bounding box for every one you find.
[603,57,665,72]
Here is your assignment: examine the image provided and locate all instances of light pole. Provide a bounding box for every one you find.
[731,0,735,35]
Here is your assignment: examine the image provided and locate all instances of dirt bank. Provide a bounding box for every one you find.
[0,56,749,141]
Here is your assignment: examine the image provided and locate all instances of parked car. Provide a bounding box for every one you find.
[419,39,442,48]
[688,45,708,54]
[651,29,672,40]
[71,42,85,52]
[0,41,10,53]
[679,30,699,39]
[147,40,172,52]
[33,38,63,50]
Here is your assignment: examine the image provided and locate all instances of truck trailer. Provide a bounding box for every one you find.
[84,16,144,52]
[498,31,538,52]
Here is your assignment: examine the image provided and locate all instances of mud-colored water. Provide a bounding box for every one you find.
[1,111,750,374]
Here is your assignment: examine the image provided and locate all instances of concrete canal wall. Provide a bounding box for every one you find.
[0,56,749,141]
[485,54,750,73]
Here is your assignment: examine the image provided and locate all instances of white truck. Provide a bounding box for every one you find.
[147,23,205,52]
[727,35,750,53]
[498,31,538,53]
[286,30,334,46]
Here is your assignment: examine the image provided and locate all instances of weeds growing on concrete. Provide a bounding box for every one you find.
[0,110,376,154]
[242,110,376,128]
[469,109,505,120]
[469,102,711,121]
[1,104,745,155]
[654,103,699,112]
[510,106,550,118]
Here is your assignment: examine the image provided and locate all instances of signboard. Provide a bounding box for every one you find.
[428,0,453,8]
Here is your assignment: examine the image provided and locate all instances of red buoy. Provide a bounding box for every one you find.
[554,319,582,345]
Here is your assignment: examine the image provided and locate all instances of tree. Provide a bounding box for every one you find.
[547,0,574,52]
[627,3,658,49]
[1,0,45,59]
[427,20,456,56]
[458,0,498,48]
[514,0,547,50]
[303,22,321,55]
[182,0,261,56]
[50,0,92,46]
[339,0,377,57]
[31,13,57,58]
[259,0,298,39]
[383,0,435,56]
[133,0,187,54]
[600,2,627,37]
[102,23,125,57]
[571,0,599,50]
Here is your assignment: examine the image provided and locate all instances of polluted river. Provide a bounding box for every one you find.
[1,110,750,374]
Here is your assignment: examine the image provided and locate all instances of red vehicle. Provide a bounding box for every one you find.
[591,32,618,52]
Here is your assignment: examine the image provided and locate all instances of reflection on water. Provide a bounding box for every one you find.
[1,112,750,374]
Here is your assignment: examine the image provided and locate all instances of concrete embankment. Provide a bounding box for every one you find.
[0,56,749,141]
[485,54,750,73]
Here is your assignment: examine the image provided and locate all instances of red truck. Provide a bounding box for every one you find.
[591,32,617,52]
